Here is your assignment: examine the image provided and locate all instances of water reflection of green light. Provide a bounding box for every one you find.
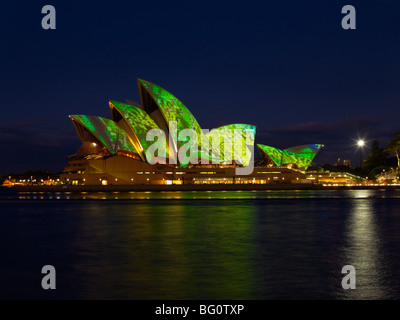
[71,201,257,299]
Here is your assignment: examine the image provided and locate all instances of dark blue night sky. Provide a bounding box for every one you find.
[1,1,399,174]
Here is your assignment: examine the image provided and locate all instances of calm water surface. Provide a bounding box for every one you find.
[1,188,400,299]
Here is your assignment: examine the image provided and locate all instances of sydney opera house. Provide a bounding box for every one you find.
[60,79,322,185]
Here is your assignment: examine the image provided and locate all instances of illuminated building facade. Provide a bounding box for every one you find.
[61,79,320,185]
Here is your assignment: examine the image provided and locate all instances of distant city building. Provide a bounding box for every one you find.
[343,159,351,167]
[377,168,399,183]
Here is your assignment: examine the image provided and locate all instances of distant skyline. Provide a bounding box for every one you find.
[1,1,400,174]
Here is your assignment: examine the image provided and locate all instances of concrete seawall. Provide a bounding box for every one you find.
[13,183,317,192]
[11,184,399,193]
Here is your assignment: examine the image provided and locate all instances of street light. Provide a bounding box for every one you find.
[357,139,365,167]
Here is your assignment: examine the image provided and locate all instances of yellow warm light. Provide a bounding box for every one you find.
[357,140,365,147]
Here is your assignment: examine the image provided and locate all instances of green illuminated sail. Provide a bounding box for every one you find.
[109,100,162,162]
[137,79,202,160]
[205,124,256,166]
[257,144,322,170]
[70,115,138,155]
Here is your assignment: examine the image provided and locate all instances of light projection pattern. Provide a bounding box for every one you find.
[109,100,162,161]
[138,79,202,150]
[257,144,322,170]
[286,144,322,155]
[70,115,138,155]
[205,124,256,166]
[69,79,259,167]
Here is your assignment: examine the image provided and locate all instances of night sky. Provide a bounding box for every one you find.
[1,1,400,174]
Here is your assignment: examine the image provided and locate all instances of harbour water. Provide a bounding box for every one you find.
[1,187,400,299]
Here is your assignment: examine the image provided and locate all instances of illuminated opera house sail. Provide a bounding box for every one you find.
[61,79,322,186]
[257,144,323,171]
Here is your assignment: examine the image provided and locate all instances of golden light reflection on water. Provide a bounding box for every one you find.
[342,190,384,299]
